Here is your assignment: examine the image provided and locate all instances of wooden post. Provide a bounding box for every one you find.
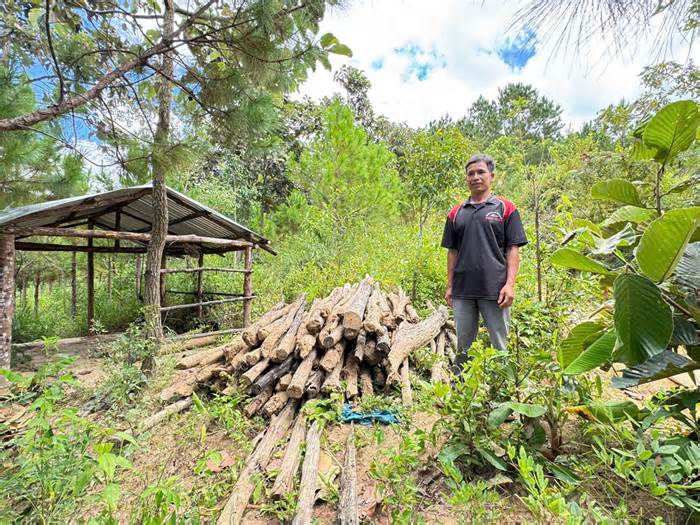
[135,254,142,300]
[243,246,253,327]
[87,220,95,335]
[160,255,167,307]
[196,253,204,319]
[70,251,77,318]
[0,234,15,370]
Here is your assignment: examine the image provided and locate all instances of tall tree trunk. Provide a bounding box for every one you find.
[143,0,174,353]
[0,234,15,370]
[33,273,40,317]
[135,254,142,299]
[71,251,77,318]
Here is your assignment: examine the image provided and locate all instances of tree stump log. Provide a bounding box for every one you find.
[288,349,317,399]
[338,427,358,525]
[140,397,192,432]
[251,354,296,395]
[273,302,307,362]
[270,414,307,499]
[320,341,345,372]
[242,301,285,346]
[306,370,325,399]
[244,387,274,418]
[262,391,290,417]
[292,421,322,525]
[240,358,270,388]
[341,275,373,339]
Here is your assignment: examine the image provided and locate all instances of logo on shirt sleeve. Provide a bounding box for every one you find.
[485,211,503,222]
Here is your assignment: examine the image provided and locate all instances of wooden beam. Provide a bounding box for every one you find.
[3,226,255,249]
[159,266,251,274]
[14,242,238,256]
[114,211,121,249]
[87,221,95,335]
[159,296,254,312]
[0,234,15,369]
[243,246,253,327]
[196,253,204,319]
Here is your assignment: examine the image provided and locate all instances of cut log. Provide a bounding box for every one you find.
[322,323,345,349]
[359,366,373,398]
[405,304,420,323]
[241,300,285,346]
[444,319,455,331]
[376,289,395,330]
[159,361,222,402]
[140,397,192,432]
[244,348,263,367]
[353,330,367,362]
[322,346,345,394]
[387,306,448,383]
[232,348,256,371]
[257,314,288,342]
[262,391,290,417]
[277,372,293,391]
[344,353,359,400]
[217,401,297,525]
[363,339,382,366]
[400,359,413,406]
[270,415,307,499]
[306,293,337,334]
[375,331,390,355]
[341,275,373,339]
[273,302,307,362]
[338,427,358,525]
[296,299,320,356]
[176,344,225,370]
[288,349,317,399]
[243,387,274,418]
[292,421,322,525]
[251,355,296,395]
[362,286,383,334]
[222,337,250,363]
[388,288,410,322]
[306,370,325,399]
[262,296,305,358]
[431,331,447,384]
[240,358,270,388]
[320,341,345,372]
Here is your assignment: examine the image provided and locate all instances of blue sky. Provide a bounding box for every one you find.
[298,0,697,128]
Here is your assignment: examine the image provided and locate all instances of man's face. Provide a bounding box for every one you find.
[466,161,494,193]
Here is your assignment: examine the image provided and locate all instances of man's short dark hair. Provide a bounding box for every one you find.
[465,154,495,173]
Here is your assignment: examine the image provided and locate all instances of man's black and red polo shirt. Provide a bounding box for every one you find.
[441,195,528,300]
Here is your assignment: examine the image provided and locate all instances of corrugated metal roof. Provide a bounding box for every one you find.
[0,183,273,253]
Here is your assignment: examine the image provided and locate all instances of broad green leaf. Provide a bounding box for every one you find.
[614,274,673,365]
[564,329,617,375]
[565,400,640,424]
[476,447,508,471]
[319,33,339,48]
[612,351,699,388]
[488,404,513,427]
[643,100,700,164]
[558,321,606,369]
[601,206,656,227]
[550,248,610,274]
[329,43,353,57]
[670,316,699,346]
[507,402,546,418]
[591,223,636,255]
[591,179,643,207]
[630,139,658,161]
[636,207,700,282]
[675,242,699,290]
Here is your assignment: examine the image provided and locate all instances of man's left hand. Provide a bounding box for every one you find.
[498,284,515,308]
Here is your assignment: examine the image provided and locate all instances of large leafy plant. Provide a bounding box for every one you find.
[551,100,699,414]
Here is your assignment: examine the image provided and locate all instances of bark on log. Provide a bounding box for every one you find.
[344,354,359,400]
[231,348,256,371]
[387,306,448,383]
[306,370,325,399]
[320,341,345,372]
[431,331,447,383]
[322,347,345,394]
[243,387,274,418]
[353,330,367,362]
[400,359,413,406]
[270,415,307,499]
[362,286,382,333]
[244,348,263,367]
[277,372,293,391]
[359,366,373,398]
[159,361,222,402]
[341,276,373,339]
[175,342,232,370]
[364,339,382,366]
[305,295,334,334]
[0,234,15,370]
[140,397,192,432]
[240,358,270,388]
[217,401,297,525]
[376,290,395,330]
[242,301,285,346]
[338,427,358,525]
[375,331,391,355]
[389,288,410,322]
[296,299,319,356]
[222,337,250,363]
[262,296,305,358]
[273,303,307,362]
[288,349,317,399]
[292,421,322,525]
[262,391,290,418]
[251,355,296,395]
[257,314,288,343]
[405,304,420,323]
[322,323,345,349]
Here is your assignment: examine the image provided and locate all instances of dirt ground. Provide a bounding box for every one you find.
[12,338,696,524]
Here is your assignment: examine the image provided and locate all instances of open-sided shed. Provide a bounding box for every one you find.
[0,184,273,368]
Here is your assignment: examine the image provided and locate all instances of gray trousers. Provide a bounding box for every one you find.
[452,298,510,374]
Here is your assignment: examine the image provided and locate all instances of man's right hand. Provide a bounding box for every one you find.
[445,286,453,307]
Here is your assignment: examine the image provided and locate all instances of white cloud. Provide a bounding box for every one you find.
[298,0,698,129]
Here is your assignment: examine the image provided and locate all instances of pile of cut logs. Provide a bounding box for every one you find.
[156,276,455,421]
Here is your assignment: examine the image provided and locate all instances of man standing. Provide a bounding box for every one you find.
[441,154,527,373]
